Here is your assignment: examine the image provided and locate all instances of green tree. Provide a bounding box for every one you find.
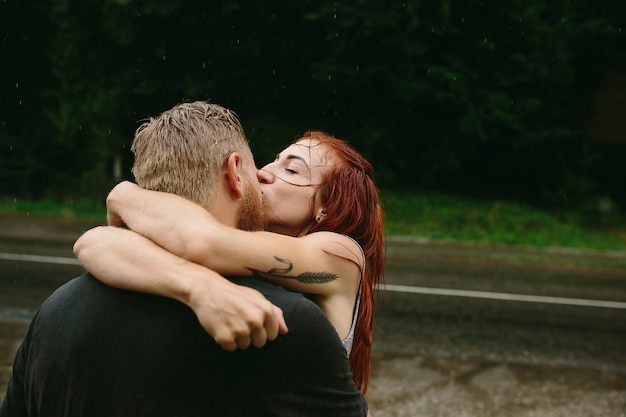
[0,1,55,198]
[1,0,624,208]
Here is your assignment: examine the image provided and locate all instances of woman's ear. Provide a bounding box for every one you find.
[315,209,327,223]
[224,152,244,199]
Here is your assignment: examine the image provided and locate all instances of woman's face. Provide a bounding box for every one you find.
[258,139,332,236]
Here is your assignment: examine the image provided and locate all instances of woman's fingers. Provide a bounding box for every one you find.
[236,335,253,350]
[250,328,267,349]
[192,281,288,351]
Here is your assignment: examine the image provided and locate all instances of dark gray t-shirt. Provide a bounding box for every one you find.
[0,273,367,417]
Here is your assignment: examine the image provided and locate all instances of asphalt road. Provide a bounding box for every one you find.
[1,216,626,416]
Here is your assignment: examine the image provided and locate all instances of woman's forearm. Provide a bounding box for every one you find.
[105,182,261,278]
[73,225,288,349]
[74,225,202,305]
[105,182,361,297]
[106,181,217,261]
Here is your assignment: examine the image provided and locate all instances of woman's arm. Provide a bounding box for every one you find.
[73,226,287,350]
[107,181,363,297]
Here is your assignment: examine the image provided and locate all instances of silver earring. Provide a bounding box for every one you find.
[316,212,326,223]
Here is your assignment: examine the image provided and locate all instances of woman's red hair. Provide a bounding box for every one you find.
[301,131,385,394]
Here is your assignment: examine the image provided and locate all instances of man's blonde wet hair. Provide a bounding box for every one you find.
[131,101,254,209]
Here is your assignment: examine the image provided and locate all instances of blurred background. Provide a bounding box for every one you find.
[1,0,624,216]
[2,2,626,415]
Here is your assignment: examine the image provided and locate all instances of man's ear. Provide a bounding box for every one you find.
[224,152,244,199]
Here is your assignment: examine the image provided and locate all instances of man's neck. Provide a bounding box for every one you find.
[207,193,238,228]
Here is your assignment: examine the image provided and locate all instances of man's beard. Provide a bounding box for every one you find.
[236,183,266,231]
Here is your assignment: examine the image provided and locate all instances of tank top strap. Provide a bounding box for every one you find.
[341,235,365,356]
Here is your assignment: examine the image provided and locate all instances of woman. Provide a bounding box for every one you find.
[74,131,384,393]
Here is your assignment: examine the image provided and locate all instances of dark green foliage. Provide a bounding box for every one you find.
[381,188,626,250]
[0,0,624,209]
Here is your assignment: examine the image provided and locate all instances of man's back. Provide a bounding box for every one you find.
[1,274,366,417]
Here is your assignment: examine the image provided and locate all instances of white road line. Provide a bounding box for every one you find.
[3,252,625,310]
[382,284,626,310]
[0,253,80,265]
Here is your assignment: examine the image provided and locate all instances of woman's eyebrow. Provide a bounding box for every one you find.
[275,152,311,170]
[285,154,310,169]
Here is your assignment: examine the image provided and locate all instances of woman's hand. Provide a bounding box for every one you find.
[188,277,288,351]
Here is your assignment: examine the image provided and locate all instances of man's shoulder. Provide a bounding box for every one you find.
[37,272,93,307]
[40,272,142,303]
[38,272,186,318]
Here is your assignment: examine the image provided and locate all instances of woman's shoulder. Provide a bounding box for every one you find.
[301,231,358,247]
[303,232,365,274]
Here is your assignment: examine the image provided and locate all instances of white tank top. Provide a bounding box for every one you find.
[341,236,365,356]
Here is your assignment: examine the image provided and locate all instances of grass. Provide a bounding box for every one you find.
[0,198,106,222]
[381,189,626,251]
[2,191,626,251]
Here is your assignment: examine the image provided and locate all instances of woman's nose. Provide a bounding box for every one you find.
[257,167,274,184]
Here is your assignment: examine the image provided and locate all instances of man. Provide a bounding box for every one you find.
[0,102,368,416]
